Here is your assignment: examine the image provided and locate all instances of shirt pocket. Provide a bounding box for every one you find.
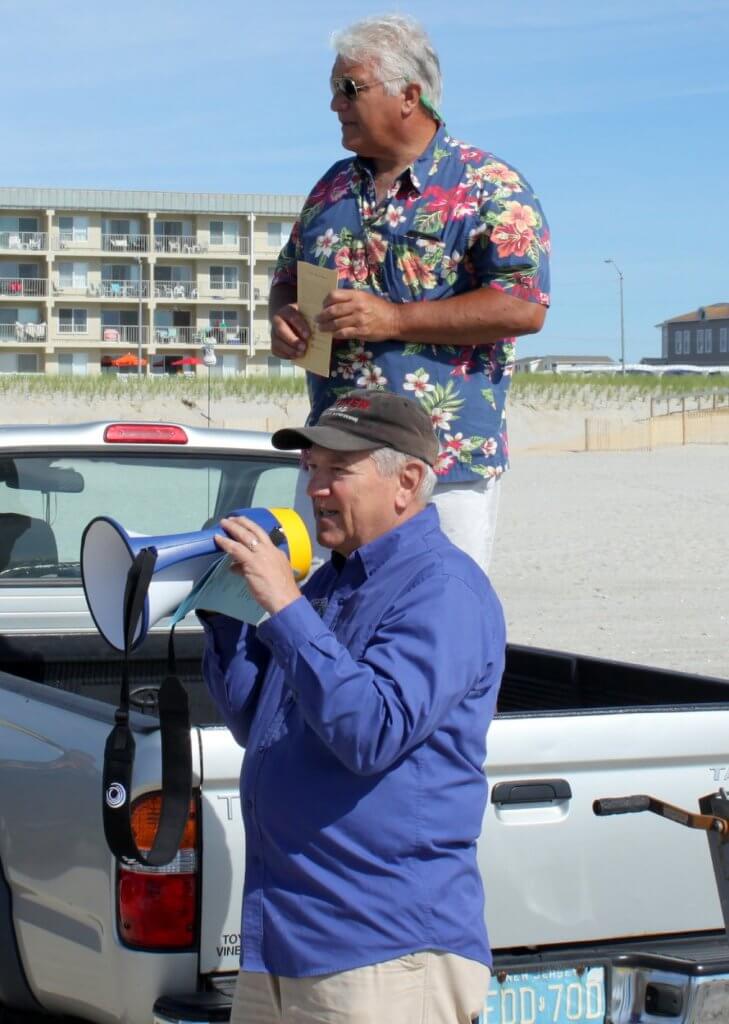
[384,229,448,302]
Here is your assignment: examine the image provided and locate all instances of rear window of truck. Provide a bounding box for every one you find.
[0,452,298,581]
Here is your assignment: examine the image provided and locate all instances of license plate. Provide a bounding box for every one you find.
[479,966,606,1023]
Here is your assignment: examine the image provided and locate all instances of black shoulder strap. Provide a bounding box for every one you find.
[102,548,192,867]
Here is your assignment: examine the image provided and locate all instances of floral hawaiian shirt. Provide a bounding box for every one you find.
[272,124,550,482]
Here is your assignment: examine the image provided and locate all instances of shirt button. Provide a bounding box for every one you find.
[246,799,253,810]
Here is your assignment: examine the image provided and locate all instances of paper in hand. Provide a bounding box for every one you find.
[171,553,269,627]
[295,260,339,378]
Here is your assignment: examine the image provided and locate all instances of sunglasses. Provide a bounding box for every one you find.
[330,76,404,101]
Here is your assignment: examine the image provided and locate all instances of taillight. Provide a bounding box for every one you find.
[117,792,199,950]
[104,424,188,444]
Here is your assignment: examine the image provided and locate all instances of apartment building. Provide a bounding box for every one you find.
[0,186,307,377]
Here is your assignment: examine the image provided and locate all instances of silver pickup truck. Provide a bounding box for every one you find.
[1,421,729,1024]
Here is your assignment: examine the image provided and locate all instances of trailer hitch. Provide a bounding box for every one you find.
[594,789,729,937]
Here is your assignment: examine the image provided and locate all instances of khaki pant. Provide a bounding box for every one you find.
[230,951,490,1024]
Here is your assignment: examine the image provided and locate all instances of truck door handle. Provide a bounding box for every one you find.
[491,779,572,806]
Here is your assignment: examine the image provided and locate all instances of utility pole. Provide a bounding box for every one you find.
[604,259,625,375]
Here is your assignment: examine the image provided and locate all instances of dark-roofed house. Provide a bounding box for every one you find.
[657,304,729,366]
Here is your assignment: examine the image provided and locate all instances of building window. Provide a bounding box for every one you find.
[720,327,728,353]
[59,215,89,243]
[210,220,238,245]
[210,310,239,327]
[704,327,712,354]
[0,352,39,373]
[267,356,294,378]
[210,266,239,290]
[266,221,294,249]
[58,261,88,289]
[58,352,88,376]
[696,329,704,354]
[59,308,87,334]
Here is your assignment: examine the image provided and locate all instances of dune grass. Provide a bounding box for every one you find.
[0,371,726,409]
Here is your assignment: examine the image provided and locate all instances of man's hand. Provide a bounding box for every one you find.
[214,515,302,616]
[270,302,310,360]
[317,289,400,342]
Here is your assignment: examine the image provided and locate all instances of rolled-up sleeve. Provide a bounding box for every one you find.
[257,577,501,775]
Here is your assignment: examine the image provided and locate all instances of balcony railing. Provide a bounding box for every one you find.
[153,326,200,345]
[153,280,198,300]
[99,280,149,299]
[0,322,47,342]
[54,231,92,250]
[101,233,149,253]
[99,326,148,345]
[0,278,47,297]
[205,326,248,346]
[209,237,250,255]
[154,235,206,254]
[205,280,248,300]
[0,231,47,252]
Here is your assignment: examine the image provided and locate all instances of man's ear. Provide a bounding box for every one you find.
[401,81,422,116]
[395,459,426,512]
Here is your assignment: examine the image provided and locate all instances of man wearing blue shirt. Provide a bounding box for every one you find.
[202,391,505,1023]
[270,13,550,572]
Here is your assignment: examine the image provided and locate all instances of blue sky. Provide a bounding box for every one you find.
[3,0,728,362]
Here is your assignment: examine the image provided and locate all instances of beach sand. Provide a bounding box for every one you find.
[3,389,727,680]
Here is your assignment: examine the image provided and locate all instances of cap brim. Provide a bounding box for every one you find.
[271,425,381,454]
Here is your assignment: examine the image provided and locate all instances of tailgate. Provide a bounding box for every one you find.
[198,726,245,973]
[482,707,727,948]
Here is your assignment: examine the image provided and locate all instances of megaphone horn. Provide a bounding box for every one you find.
[81,507,311,651]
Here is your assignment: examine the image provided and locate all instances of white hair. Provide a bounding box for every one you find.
[369,446,437,503]
[331,14,442,108]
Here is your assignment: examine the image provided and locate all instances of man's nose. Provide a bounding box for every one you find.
[330,90,349,113]
[307,472,330,497]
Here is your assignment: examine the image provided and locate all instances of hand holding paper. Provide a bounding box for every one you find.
[295,261,339,377]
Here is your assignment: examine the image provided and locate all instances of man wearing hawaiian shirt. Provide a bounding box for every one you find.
[270,13,550,572]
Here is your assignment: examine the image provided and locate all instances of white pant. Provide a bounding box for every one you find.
[293,467,501,576]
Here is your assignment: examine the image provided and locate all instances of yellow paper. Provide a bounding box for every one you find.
[295,261,339,377]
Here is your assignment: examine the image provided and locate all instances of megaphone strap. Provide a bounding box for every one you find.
[102,549,193,868]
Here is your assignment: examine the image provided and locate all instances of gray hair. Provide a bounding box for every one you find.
[369,446,437,503]
[331,14,442,108]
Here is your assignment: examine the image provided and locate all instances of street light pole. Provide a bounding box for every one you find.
[137,254,143,377]
[604,258,625,375]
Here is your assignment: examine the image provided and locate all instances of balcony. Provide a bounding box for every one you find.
[154,235,206,255]
[153,280,198,300]
[101,233,149,253]
[0,278,47,298]
[99,326,148,345]
[0,231,47,252]
[99,280,149,299]
[205,326,248,346]
[209,237,250,256]
[0,322,47,342]
[153,326,202,345]
[204,280,248,300]
[54,231,92,251]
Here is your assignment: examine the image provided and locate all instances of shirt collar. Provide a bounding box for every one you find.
[355,124,448,197]
[332,503,439,578]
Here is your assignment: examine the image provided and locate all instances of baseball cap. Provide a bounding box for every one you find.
[271,390,439,466]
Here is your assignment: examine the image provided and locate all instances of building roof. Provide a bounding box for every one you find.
[0,186,306,216]
[658,303,729,325]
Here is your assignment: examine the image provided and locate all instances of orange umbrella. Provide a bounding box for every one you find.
[112,353,147,367]
[170,356,204,366]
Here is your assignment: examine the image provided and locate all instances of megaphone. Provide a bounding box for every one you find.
[81,507,311,651]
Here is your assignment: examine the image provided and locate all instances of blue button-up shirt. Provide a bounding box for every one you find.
[273,124,550,482]
[202,504,505,977]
